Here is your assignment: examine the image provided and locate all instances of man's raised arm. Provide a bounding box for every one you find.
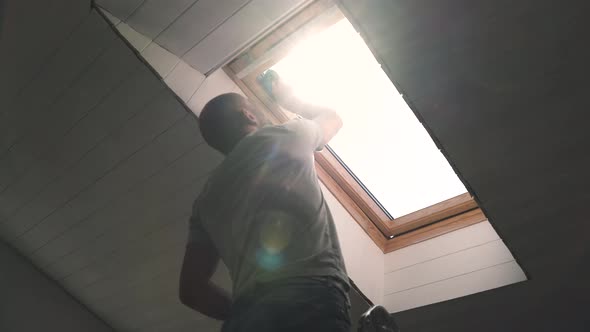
[270,76,343,146]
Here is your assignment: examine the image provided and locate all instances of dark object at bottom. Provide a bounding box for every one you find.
[358,305,400,332]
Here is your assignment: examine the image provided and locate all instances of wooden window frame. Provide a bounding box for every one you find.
[223,0,486,253]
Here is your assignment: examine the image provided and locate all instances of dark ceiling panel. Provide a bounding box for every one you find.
[0,12,115,193]
[0,0,91,104]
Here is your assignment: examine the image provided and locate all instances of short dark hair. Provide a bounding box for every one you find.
[199,93,248,154]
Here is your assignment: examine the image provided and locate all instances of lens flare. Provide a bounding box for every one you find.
[255,210,294,270]
[255,248,283,271]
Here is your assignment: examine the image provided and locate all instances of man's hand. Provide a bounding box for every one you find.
[260,70,343,146]
[271,77,297,107]
[179,242,231,321]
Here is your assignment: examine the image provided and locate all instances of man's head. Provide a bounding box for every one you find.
[199,93,260,155]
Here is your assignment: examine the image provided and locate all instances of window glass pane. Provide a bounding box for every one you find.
[272,18,466,218]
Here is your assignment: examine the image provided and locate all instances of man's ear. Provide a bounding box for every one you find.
[242,109,258,125]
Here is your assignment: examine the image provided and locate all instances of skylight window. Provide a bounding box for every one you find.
[271,18,467,218]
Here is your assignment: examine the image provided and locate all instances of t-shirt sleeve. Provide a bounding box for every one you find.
[187,208,214,246]
[280,118,325,152]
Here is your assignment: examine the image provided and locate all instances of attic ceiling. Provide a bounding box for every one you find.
[1,0,588,331]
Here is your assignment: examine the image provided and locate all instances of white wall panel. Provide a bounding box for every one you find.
[97,19,208,105]
[99,8,121,25]
[383,221,525,313]
[141,42,180,77]
[384,221,501,273]
[384,261,527,313]
[116,22,152,52]
[322,184,385,304]
[385,240,515,294]
[164,61,206,102]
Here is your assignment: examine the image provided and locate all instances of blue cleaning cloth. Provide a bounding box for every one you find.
[256,69,280,100]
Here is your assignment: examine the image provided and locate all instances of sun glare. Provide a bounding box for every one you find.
[272,19,466,218]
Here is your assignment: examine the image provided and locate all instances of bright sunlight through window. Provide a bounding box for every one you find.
[272,18,467,218]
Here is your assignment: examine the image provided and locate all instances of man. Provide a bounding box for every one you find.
[178,72,350,331]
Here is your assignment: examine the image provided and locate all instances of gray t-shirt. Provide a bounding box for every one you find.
[188,118,349,298]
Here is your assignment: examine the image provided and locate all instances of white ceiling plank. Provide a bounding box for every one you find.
[384,240,517,295]
[1,90,185,246]
[0,11,114,163]
[41,173,212,280]
[126,0,199,39]
[18,117,201,257]
[182,0,308,74]
[155,0,250,56]
[0,32,135,165]
[64,242,185,295]
[140,42,180,78]
[0,38,141,231]
[0,0,90,104]
[0,68,163,251]
[30,145,219,269]
[164,61,206,102]
[61,216,188,291]
[11,68,165,255]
